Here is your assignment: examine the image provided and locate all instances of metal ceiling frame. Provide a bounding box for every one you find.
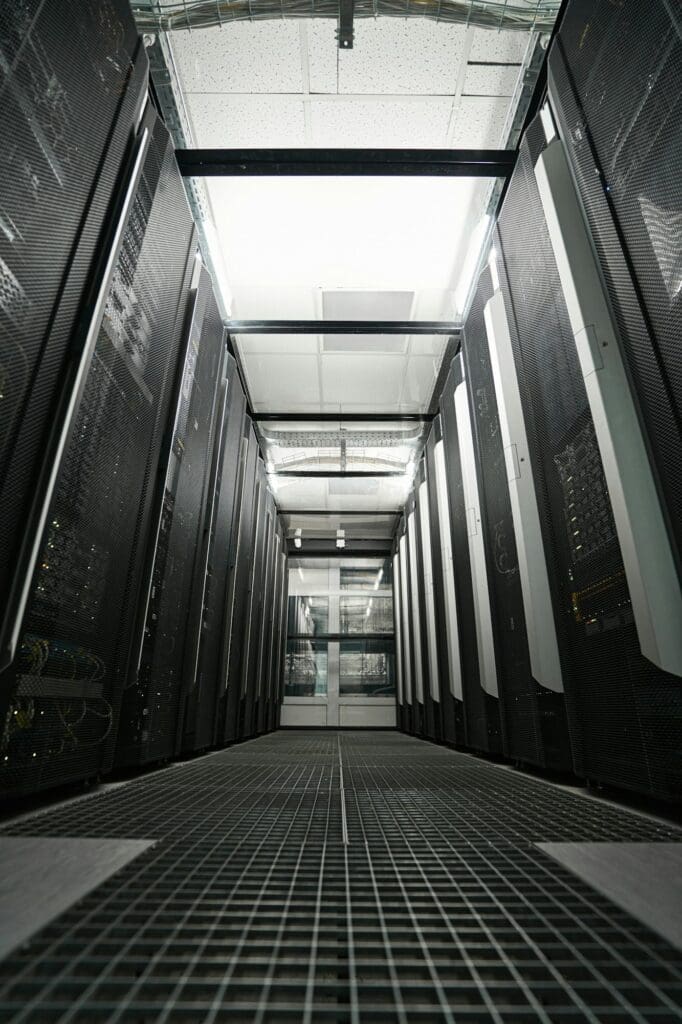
[269,470,405,478]
[227,320,461,334]
[255,413,434,422]
[176,147,517,177]
[279,509,402,515]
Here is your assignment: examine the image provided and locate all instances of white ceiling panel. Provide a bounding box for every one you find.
[271,475,412,511]
[469,27,530,64]
[400,354,442,408]
[320,354,406,407]
[187,94,306,148]
[305,21,339,94]
[463,64,521,97]
[171,21,304,94]
[241,353,320,409]
[235,334,320,355]
[448,95,509,148]
[311,20,467,96]
[309,97,454,148]
[207,176,476,309]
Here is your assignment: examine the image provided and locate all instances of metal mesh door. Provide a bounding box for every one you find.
[116,265,223,767]
[497,113,681,799]
[550,2,682,571]
[0,114,196,796]
[438,358,501,754]
[0,1,143,674]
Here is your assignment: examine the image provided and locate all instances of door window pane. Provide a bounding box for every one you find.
[340,560,393,592]
[340,595,394,634]
[284,640,328,696]
[287,596,329,635]
[339,639,395,697]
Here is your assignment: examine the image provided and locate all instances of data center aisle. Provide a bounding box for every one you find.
[0,731,680,1023]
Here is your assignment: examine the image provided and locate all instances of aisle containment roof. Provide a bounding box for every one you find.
[136,6,561,527]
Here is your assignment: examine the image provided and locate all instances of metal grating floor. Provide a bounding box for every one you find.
[0,730,680,1022]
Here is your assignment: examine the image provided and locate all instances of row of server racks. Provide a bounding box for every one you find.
[0,0,288,798]
[395,1,682,802]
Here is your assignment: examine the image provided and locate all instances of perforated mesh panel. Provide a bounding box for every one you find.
[0,118,196,795]
[550,2,682,571]
[116,266,222,767]
[220,424,260,745]
[438,358,497,754]
[496,114,681,800]
[0,731,680,1023]
[183,355,247,754]
[463,266,558,769]
[0,0,141,662]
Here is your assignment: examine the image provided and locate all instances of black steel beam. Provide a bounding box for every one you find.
[270,470,403,478]
[254,412,434,423]
[288,634,392,641]
[287,549,391,559]
[227,319,461,335]
[175,148,516,178]
[278,509,401,516]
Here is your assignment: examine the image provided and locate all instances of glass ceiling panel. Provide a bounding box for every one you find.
[234,332,455,414]
[268,473,413,512]
[209,174,494,325]
[281,513,398,540]
[260,421,426,474]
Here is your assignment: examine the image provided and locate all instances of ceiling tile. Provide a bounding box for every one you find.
[306,21,339,94]
[241,353,320,410]
[322,291,414,319]
[469,27,530,63]
[400,354,442,408]
[321,353,407,407]
[448,95,510,148]
[235,333,320,356]
[463,64,521,97]
[309,97,453,148]
[334,20,467,95]
[187,94,306,148]
[171,21,304,93]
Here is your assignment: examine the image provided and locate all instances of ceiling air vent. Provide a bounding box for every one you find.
[321,290,414,353]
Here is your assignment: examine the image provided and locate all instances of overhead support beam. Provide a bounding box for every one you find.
[337,0,355,49]
[278,509,401,516]
[175,148,517,178]
[227,320,461,335]
[254,413,435,423]
[269,470,404,478]
[286,548,392,559]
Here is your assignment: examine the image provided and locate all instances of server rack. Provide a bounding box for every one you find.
[0,4,148,685]
[115,259,223,768]
[260,525,280,734]
[181,352,247,753]
[550,2,682,571]
[423,421,461,747]
[391,541,406,731]
[240,463,270,739]
[412,468,441,741]
[395,520,414,734]
[269,527,288,731]
[403,498,426,737]
[438,356,503,755]
[252,488,277,735]
[0,104,197,795]
[462,265,573,771]
[265,504,285,733]
[220,422,260,744]
[495,103,681,799]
